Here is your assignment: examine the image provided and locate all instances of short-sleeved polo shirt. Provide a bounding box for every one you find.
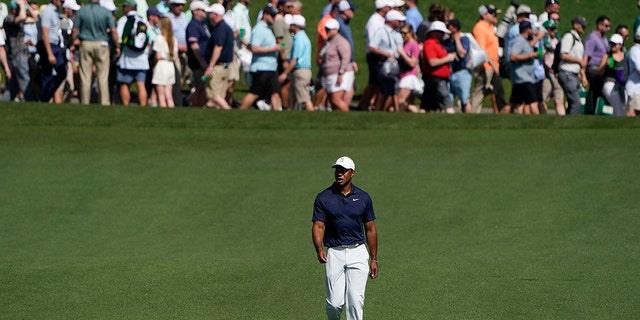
[39,3,61,45]
[291,29,311,69]
[312,183,376,248]
[249,20,277,72]
[75,2,115,42]
[207,20,234,64]
[168,12,189,47]
[510,34,536,84]
[186,19,210,70]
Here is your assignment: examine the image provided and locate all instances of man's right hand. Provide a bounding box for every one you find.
[317,250,327,264]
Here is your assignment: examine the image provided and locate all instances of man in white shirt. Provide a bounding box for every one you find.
[626,28,640,116]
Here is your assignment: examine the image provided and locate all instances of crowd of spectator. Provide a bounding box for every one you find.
[0,0,639,116]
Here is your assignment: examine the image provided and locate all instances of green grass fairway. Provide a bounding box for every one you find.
[1,104,640,319]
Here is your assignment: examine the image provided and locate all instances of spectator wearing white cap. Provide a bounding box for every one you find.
[358,0,392,110]
[278,14,313,110]
[184,0,210,106]
[598,33,627,116]
[335,0,357,106]
[368,9,405,111]
[319,18,353,112]
[72,0,120,105]
[421,21,456,113]
[314,2,341,111]
[202,3,233,110]
[57,0,81,102]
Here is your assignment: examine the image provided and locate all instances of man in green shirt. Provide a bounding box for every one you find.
[72,0,120,105]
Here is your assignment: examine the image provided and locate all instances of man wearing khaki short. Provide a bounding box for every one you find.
[203,3,233,109]
[278,14,313,110]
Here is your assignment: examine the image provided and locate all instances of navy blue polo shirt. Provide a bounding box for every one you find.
[206,20,234,64]
[312,183,376,248]
[186,19,211,70]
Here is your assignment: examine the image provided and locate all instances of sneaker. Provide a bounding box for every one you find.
[256,100,271,111]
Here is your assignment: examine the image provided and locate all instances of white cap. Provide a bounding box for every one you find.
[516,4,531,15]
[169,0,186,4]
[190,1,207,11]
[100,0,117,11]
[332,156,355,171]
[336,0,351,12]
[284,13,293,25]
[428,20,450,34]
[609,33,624,45]
[375,0,391,9]
[393,0,405,7]
[291,14,306,28]
[385,9,406,21]
[63,0,81,10]
[324,18,340,30]
[205,3,225,14]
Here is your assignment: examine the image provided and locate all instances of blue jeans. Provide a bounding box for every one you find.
[449,69,472,105]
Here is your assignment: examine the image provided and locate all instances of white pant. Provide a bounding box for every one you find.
[325,244,370,320]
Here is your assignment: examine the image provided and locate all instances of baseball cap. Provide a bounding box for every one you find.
[516,4,531,15]
[262,5,278,17]
[375,0,391,9]
[168,0,186,4]
[63,0,81,10]
[332,156,355,171]
[336,0,351,12]
[571,16,588,28]
[519,20,532,33]
[205,3,225,14]
[446,18,461,30]
[546,0,559,5]
[385,9,406,22]
[428,21,450,34]
[100,0,117,11]
[277,0,291,6]
[290,14,305,27]
[393,0,406,7]
[478,4,500,16]
[284,13,293,25]
[609,33,624,45]
[122,0,137,7]
[147,6,162,16]
[190,1,207,11]
[324,18,340,30]
[543,19,557,29]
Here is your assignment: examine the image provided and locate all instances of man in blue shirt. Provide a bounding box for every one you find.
[404,0,423,32]
[239,5,284,111]
[203,3,234,110]
[312,156,379,320]
[278,14,313,110]
[38,0,66,103]
[509,21,539,114]
[185,0,210,106]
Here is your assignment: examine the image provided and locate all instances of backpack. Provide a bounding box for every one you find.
[462,33,488,70]
[121,15,149,52]
[551,33,576,74]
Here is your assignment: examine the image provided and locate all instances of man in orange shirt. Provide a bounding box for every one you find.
[471,4,510,114]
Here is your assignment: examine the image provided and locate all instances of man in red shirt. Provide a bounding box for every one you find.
[421,21,457,113]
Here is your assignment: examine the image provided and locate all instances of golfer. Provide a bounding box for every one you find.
[312,156,378,320]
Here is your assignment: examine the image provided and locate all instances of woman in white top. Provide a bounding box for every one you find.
[152,17,179,108]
